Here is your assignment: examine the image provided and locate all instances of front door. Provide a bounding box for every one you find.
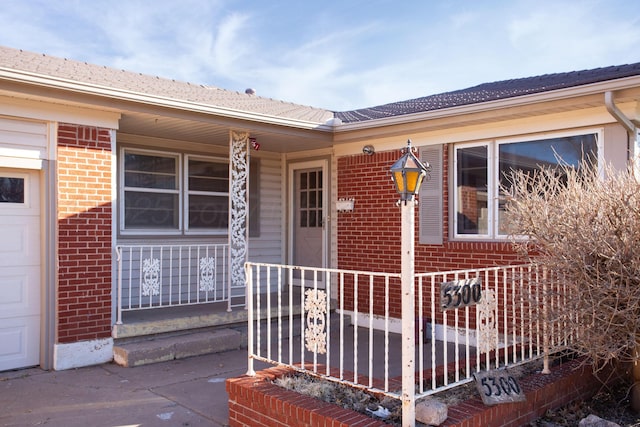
[290,161,327,284]
[0,169,41,370]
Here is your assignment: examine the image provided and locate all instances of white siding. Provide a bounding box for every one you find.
[249,155,283,263]
[0,117,47,169]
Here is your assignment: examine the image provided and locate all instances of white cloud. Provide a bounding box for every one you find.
[0,0,638,110]
[210,12,251,77]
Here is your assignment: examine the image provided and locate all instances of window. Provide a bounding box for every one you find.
[122,147,260,235]
[453,131,600,239]
[186,156,229,230]
[0,177,25,203]
[123,150,180,230]
[298,170,323,228]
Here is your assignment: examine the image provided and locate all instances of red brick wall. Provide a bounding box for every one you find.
[337,146,523,317]
[337,146,522,275]
[227,366,388,427]
[226,358,611,427]
[57,124,112,343]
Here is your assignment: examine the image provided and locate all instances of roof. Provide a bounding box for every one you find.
[0,45,335,124]
[1,46,639,127]
[335,63,640,123]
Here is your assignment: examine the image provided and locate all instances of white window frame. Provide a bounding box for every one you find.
[453,141,494,240]
[120,147,232,236]
[120,147,181,236]
[184,154,229,235]
[453,128,603,241]
[0,171,29,207]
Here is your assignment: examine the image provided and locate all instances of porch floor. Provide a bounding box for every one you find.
[112,290,309,339]
[112,300,250,339]
[253,322,473,388]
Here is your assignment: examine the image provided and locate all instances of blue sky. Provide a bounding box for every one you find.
[0,0,638,111]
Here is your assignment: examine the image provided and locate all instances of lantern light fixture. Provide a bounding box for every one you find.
[390,139,430,203]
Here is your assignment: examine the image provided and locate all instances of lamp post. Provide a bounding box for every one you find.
[390,139,430,427]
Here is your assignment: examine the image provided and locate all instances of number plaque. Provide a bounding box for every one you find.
[473,369,526,405]
[440,277,482,311]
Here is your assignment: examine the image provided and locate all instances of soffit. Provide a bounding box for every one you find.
[0,79,334,153]
[118,109,333,153]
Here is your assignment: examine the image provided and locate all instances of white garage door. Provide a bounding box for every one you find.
[0,169,41,371]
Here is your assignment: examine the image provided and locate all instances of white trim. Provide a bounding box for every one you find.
[119,146,182,234]
[0,170,29,206]
[53,338,113,370]
[0,155,42,169]
[119,146,236,236]
[110,129,118,334]
[0,94,120,130]
[0,68,329,130]
[184,153,230,234]
[452,141,493,240]
[332,105,624,156]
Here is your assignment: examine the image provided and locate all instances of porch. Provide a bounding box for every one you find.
[242,261,570,426]
[112,248,569,411]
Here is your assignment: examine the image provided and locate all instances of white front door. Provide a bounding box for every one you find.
[0,169,41,371]
[289,161,328,284]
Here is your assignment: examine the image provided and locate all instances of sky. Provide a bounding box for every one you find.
[0,0,638,111]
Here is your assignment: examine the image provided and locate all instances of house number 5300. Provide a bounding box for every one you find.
[474,369,526,405]
[440,277,482,311]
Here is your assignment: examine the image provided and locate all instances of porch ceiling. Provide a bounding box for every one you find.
[0,75,334,154]
[118,110,334,153]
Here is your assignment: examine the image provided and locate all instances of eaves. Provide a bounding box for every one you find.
[0,67,335,133]
[333,75,640,137]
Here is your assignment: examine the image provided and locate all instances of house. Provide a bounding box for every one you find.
[0,45,638,371]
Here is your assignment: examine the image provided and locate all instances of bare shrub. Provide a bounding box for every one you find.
[503,160,640,370]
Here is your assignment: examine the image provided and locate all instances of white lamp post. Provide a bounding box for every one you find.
[390,139,429,427]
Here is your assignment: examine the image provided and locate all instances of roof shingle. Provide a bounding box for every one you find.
[0,45,335,124]
[335,63,640,123]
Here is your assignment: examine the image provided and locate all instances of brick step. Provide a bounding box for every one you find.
[113,328,243,367]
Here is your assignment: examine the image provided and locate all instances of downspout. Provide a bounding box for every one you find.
[604,91,639,173]
[604,91,640,409]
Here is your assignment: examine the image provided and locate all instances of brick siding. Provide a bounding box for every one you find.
[226,358,611,427]
[337,147,523,317]
[337,146,521,274]
[57,124,112,343]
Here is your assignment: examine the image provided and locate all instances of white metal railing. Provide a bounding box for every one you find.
[115,243,230,324]
[413,264,570,396]
[245,262,570,402]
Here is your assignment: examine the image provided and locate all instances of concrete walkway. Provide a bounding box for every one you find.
[0,349,267,427]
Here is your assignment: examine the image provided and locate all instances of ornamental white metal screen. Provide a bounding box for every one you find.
[228,130,250,310]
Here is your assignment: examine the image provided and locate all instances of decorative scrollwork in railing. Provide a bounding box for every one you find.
[142,257,160,296]
[199,256,216,292]
[304,288,327,354]
[477,288,498,354]
[230,130,249,288]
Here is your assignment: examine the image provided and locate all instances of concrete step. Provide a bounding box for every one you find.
[113,328,243,367]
